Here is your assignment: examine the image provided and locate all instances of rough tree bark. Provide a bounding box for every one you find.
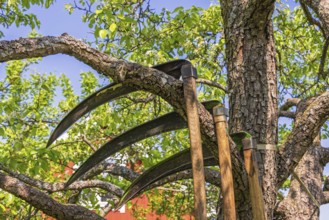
[0,172,105,220]
[220,0,278,219]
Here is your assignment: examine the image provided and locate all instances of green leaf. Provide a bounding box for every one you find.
[0,203,6,212]
[109,23,117,32]
[95,9,102,15]
[99,29,107,39]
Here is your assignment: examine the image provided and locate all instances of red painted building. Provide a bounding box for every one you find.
[105,195,193,220]
[47,161,193,219]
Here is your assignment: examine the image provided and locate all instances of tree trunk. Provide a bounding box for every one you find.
[220,1,278,219]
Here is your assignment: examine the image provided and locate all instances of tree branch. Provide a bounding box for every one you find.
[196,78,228,93]
[279,110,296,119]
[320,147,329,166]
[300,1,326,36]
[279,98,300,111]
[277,92,329,186]
[300,0,329,36]
[0,163,123,197]
[0,171,104,220]
[322,191,329,204]
[318,37,329,80]
[82,161,139,181]
[81,134,97,152]
[151,168,220,188]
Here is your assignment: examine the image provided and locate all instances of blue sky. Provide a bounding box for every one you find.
[1,0,329,218]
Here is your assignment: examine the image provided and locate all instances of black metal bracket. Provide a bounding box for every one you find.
[181,64,198,79]
[242,138,255,150]
[213,106,229,117]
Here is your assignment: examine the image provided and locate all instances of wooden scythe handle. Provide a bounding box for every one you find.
[181,64,207,220]
[242,139,266,220]
[213,106,236,220]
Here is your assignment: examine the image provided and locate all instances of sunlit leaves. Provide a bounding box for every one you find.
[0,0,54,38]
[0,59,103,217]
[274,4,326,99]
[99,29,107,39]
[109,23,117,32]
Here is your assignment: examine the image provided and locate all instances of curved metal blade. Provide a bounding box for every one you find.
[46,83,136,147]
[116,147,216,209]
[65,100,220,187]
[66,112,184,187]
[152,59,191,79]
[47,60,190,148]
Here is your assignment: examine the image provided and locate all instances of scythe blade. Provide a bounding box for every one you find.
[65,100,219,187]
[116,147,216,209]
[47,59,190,147]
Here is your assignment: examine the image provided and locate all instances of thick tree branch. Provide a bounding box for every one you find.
[279,110,296,119]
[320,147,329,165]
[0,171,104,220]
[0,163,123,197]
[279,98,300,111]
[322,192,329,204]
[278,92,329,186]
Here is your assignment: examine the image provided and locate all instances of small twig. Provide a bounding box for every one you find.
[49,140,83,149]
[81,134,97,152]
[300,1,326,36]
[196,78,228,92]
[318,37,329,80]
[24,205,33,220]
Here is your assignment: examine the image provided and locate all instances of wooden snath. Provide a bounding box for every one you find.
[181,64,207,220]
[242,138,266,220]
[213,106,236,220]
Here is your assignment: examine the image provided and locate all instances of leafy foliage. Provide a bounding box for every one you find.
[274,3,326,100]
[0,0,54,38]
